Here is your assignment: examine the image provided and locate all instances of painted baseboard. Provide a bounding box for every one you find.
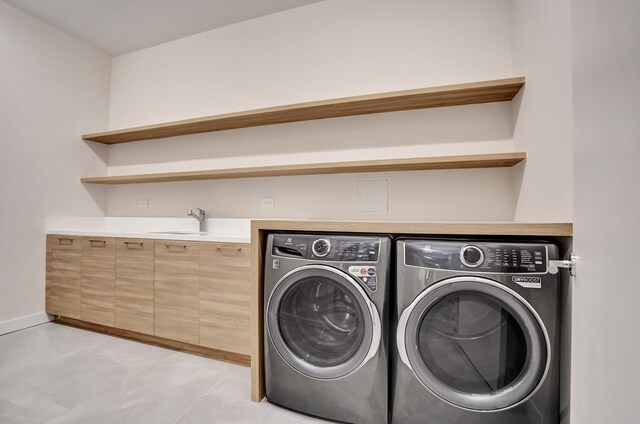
[0,312,52,336]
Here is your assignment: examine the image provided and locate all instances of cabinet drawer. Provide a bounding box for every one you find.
[199,242,251,355]
[154,240,200,344]
[81,237,116,326]
[115,238,154,335]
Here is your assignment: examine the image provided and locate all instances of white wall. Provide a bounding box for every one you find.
[0,1,111,327]
[510,0,572,222]
[571,0,640,422]
[109,0,513,128]
[104,0,572,223]
[104,0,550,221]
[508,2,574,421]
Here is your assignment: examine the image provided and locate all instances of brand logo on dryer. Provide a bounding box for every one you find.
[512,276,542,289]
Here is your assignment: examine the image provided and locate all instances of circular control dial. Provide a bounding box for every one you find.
[460,245,484,268]
[312,238,331,257]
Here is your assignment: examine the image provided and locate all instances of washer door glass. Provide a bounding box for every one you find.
[400,277,548,411]
[268,266,377,379]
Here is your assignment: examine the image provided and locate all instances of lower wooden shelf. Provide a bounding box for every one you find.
[81,152,526,185]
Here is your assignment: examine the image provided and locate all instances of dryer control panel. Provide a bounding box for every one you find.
[404,240,549,274]
[272,234,381,262]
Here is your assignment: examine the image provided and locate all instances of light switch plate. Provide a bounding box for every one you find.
[356,179,389,212]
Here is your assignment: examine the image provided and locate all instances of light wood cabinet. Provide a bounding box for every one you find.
[115,238,154,335]
[45,235,52,312]
[199,242,251,355]
[46,235,251,363]
[81,237,116,326]
[48,235,82,319]
[154,240,200,344]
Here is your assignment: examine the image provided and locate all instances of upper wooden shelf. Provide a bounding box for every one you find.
[81,152,525,185]
[83,77,525,145]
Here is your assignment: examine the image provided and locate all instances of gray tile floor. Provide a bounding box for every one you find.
[0,323,327,424]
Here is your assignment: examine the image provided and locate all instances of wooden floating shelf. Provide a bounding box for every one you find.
[81,152,526,185]
[83,77,525,145]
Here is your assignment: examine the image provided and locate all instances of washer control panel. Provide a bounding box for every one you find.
[272,234,380,262]
[405,240,549,273]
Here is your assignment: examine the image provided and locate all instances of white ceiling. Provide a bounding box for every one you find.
[3,0,325,56]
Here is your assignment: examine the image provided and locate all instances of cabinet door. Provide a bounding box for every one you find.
[154,240,200,344]
[199,242,251,355]
[48,235,82,319]
[115,238,154,335]
[45,236,52,312]
[81,237,116,326]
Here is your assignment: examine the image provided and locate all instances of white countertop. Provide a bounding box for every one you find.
[45,217,251,243]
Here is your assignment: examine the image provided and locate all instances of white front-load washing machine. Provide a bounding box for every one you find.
[392,239,561,424]
[264,233,391,424]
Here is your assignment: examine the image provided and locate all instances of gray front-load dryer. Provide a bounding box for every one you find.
[264,233,391,424]
[392,239,561,424]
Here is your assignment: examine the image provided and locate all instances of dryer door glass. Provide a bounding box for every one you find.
[267,266,378,379]
[280,277,365,366]
[418,292,527,395]
[401,278,548,411]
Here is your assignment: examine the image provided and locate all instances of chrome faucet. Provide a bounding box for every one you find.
[187,208,206,232]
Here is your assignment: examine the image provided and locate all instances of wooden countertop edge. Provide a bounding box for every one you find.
[250,220,573,237]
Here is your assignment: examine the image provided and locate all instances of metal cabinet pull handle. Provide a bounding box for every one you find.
[57,238,74,245]
[123,241,144,249]
[164,244,187,249]
[216,246,242,252]
[89,239,107,247]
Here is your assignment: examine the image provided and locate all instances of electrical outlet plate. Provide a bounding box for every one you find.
[137,199,149,208]
[261,197,275,208]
